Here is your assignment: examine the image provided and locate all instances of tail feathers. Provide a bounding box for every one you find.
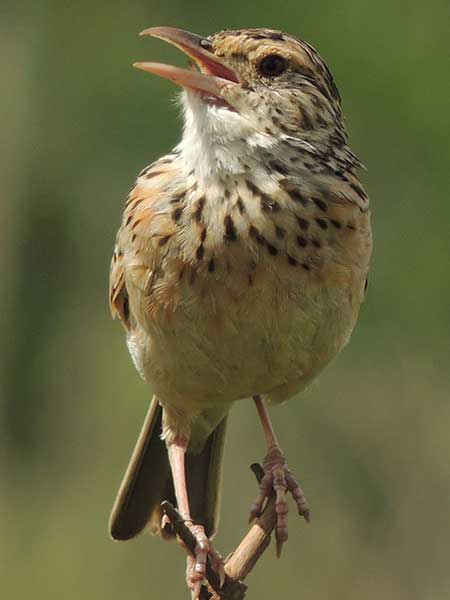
[109,397,173,540]
[109,396,227,541]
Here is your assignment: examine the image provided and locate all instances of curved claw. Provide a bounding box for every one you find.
[286,471,311,522]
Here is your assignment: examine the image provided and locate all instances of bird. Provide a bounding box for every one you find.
[108,26,372,598]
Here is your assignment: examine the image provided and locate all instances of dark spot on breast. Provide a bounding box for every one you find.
[224,188,231,200]
[249,225,265,245]
[200,228,207,242]
[275,225,286,239]
[249,258,257,271]
[208,258,216,272]
[179,266,185,281]
[302,263,311,271]
[171,206,183,222]
[131,234,136,242]
[315,218,328,230]
[347,223,357,231]
[194,196,206,223]
[311,239,321,248]
[297,216,309,231]
[313,198,328,212]
[224,215,238,242]
[364,277,369,292]
[330,219,342,229]
[297,236,308,248]
[268,160,288,176]
[236,196,246,214]
[158,235,171,246]
[196,244,204,260]
[287,255,298,266]
[291,190,309,206]
[266,243,278,256]
[125,214,133,227]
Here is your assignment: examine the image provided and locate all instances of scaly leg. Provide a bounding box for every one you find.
[167,439,224,599]
[249,395,310,557]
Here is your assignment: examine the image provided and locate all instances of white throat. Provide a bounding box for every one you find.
[178,91,278,187]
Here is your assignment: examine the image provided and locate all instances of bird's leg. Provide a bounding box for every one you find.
[249,395,310,556]
[167,439,224,599]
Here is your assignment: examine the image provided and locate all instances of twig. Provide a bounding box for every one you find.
[161,501,247,599]
[161,463,279,599]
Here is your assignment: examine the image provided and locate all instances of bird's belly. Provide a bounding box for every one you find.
[128,268,362,410]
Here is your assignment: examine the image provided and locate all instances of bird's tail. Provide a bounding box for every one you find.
[109,396,227,541]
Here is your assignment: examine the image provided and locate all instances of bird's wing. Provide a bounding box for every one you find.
[109,156,184,329]
[109,236,128,325]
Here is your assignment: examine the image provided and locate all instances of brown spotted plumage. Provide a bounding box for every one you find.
[109,26,372,597]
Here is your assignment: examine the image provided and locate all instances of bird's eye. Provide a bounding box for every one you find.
[258,54,288,77]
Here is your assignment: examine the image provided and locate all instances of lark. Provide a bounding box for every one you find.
[109,26,372,597]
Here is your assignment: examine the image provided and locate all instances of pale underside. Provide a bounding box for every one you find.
[110,91,372,448]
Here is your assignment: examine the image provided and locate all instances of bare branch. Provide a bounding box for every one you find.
[161,462,280,599]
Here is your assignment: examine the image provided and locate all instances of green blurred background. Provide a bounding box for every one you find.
[2,1,449,598]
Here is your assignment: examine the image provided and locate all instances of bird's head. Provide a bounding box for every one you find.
[135,27,350,179]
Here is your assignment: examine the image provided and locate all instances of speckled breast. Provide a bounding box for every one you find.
[121,168,372,409]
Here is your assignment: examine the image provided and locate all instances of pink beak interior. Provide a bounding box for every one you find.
[134,27,239,99]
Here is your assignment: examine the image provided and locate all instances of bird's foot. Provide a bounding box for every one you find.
[249,445,310,557]
[185,523,225,600]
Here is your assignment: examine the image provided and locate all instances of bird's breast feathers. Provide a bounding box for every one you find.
[110,153,371,408]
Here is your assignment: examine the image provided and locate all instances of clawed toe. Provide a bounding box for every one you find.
[185,524,224,599]
[249,445,310,556]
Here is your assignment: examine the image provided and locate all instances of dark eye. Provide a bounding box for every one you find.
[258,54,288,77]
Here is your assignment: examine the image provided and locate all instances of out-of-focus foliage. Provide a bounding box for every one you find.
[1,1,449,598]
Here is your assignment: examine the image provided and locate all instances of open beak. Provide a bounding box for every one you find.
[134,27,239,102]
